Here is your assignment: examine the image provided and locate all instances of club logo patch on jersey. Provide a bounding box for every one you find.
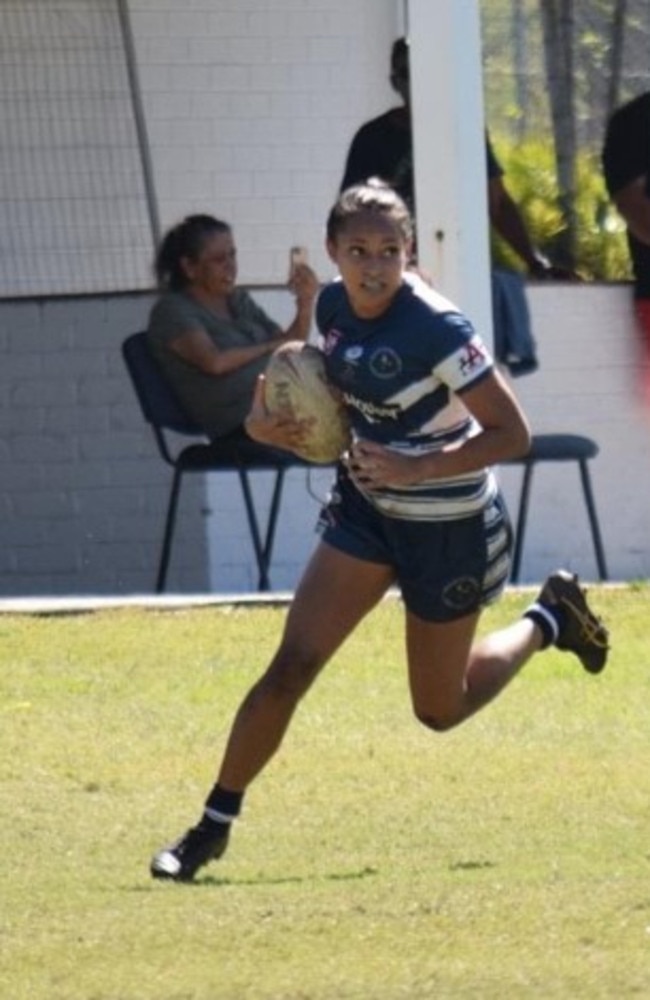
[369,346,402,379]
[442,575,481,612]
[458,338,488,378]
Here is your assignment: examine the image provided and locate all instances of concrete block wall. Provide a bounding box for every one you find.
[0,293,212,596]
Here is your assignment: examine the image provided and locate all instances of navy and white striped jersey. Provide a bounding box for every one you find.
[316,272,498,521]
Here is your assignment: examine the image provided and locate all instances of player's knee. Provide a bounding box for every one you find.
[413,706,458,733]
[261,644,324,700]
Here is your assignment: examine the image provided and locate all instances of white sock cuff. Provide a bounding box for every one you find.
[525,601,560,644]
[204,807,237,824]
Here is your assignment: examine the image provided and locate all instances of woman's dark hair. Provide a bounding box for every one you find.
[326,177,413,244]
[154,214,231,290]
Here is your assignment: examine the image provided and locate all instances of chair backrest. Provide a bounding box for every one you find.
[122,331,200,436]
[122,330,311,474]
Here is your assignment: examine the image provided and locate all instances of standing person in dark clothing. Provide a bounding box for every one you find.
[602,92,650,399]
[340,37,567,279]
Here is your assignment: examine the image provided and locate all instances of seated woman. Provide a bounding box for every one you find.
[147,214,319,451]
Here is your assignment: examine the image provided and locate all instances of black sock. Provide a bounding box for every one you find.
[523,602,563,649]
[201,784,244,828]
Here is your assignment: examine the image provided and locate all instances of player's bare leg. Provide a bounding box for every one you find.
[216,545,393,789]
[406,612,542,731]
[150,544,394,881]
[406,570,608,732]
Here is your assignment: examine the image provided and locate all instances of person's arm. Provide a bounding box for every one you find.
[436,368,531,471]
[168,265,320,375]
[487,164,581,280]
[487,175,552,277]
[348,369,530,488]
[166,326,281,376]
[612,175,650,245]
[283,261,320,341]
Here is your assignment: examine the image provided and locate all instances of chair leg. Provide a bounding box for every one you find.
[510,462,533,584]
[578,460,609,581]
[156,467,183,593]
[237,467,282,592]
[260,468,287,584]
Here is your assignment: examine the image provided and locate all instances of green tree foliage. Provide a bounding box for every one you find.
[490,136,632,280]
[482,0,650,278]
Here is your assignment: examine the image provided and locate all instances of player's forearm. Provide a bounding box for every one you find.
[425,425,530,478]
[490,197,540,272]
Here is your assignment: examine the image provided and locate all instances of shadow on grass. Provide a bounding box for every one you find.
[448,859,496,872]
[131,865,379,891]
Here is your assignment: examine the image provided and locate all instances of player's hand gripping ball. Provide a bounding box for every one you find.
[264,341,351,464]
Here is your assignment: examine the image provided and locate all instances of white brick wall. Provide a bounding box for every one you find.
[130,0,402,285]
[498,284,650,584]
[2,0,404,296]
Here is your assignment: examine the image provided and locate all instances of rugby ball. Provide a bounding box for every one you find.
[264,341,351,464]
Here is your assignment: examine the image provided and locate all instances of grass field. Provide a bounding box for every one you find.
[1,584,649,999]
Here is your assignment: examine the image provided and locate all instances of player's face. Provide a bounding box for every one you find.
[182,230,238,298]
[327,213,411,319]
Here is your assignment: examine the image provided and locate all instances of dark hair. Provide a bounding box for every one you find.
[154,214,231,290]
[326,177,414,244]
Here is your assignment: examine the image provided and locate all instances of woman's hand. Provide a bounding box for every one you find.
[282,262,320,344]
[244,374,315,453]
[288,262,320,310]
[346,439,426,489]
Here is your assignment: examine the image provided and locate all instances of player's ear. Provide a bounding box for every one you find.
[325,238,339,264]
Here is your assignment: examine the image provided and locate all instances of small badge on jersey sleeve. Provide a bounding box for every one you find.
[437,334,492,391]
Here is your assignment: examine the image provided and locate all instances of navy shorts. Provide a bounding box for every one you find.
[318,470,513,622]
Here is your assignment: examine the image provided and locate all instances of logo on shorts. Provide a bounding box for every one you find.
[369,347,402,378]
[442,575,481,611]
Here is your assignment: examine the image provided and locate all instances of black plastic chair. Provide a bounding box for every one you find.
[122,331,310,592]
[503,433,608,583]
